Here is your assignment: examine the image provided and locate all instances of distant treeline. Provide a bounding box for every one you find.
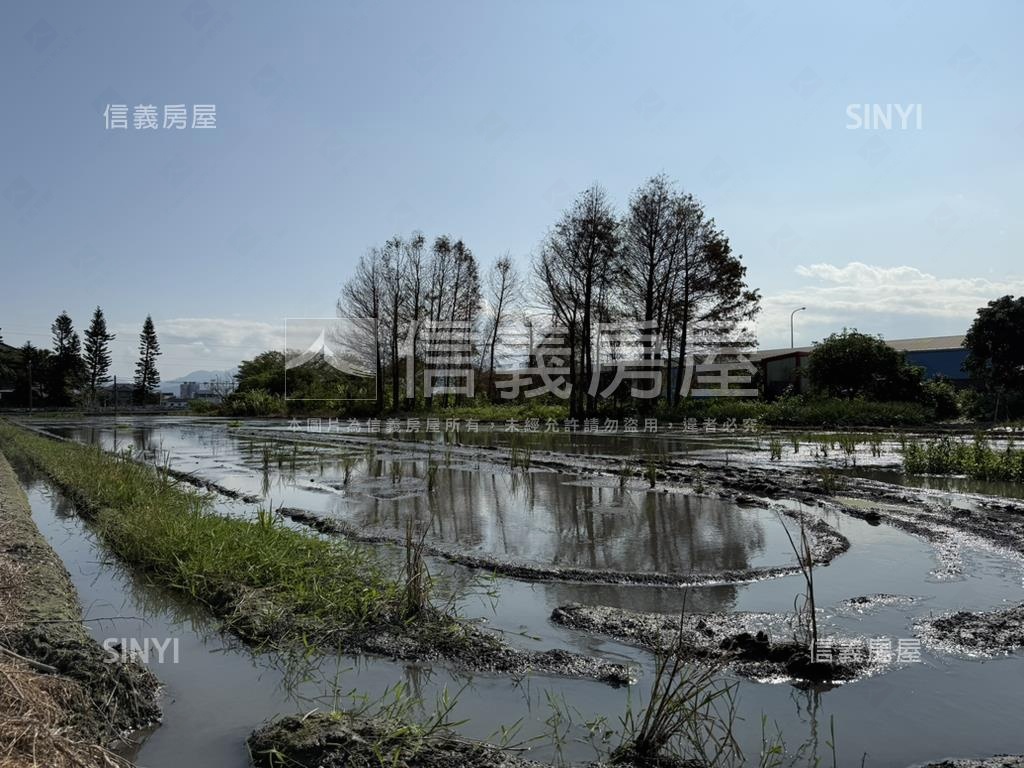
[0,311,160,407]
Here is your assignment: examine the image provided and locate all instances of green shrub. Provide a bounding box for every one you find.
[188,398,218,414]
[764,396,929,427]
[221,388,286,417]
[922,379,960,420]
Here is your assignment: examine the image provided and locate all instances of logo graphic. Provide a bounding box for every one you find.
[284,318,376,401]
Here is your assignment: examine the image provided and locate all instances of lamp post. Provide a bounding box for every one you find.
[790,307,807,349]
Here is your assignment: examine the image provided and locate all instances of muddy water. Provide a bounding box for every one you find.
[19,416,1024,766]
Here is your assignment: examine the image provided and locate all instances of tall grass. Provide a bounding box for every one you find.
[509,443,532,471]
[902,435,1024,482]
[402,516,433,620]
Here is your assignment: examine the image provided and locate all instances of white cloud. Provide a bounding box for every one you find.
[757,262,1024,348]
[157,318,284,352]
[109,318,284,379]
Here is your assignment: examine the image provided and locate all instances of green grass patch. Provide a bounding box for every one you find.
[901,435,1024,482]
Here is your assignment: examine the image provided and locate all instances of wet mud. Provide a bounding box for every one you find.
[551,604,879,684]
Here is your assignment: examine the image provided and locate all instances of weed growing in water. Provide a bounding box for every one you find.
[614,602,743,767]
[645,460,658,489]
[815,465,845,495]
[777,515,819,660]
[509,441,533,472]
[693,467,706,494]
[402,514,434,620]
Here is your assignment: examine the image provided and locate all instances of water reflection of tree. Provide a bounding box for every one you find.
[336,463,770,576]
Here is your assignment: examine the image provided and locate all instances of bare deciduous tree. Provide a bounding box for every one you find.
[534,184,619,417]
[482,253,522,400]
[401,232,427,408]
[381,235,406,411]
[339,249,384,410]
[619,177,759,406]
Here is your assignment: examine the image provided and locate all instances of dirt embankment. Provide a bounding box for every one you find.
[250,711,1024,768]
[921,759,1024,768]
[0,450,160,767]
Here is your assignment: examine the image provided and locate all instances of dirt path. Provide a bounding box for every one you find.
[0,450,159,767]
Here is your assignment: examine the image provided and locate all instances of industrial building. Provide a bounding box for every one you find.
[754,335,968,397]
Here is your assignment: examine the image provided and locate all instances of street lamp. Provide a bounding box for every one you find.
[790,307,807,349]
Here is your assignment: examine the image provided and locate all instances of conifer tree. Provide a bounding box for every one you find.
[133,315,161,404]
[50,311,84,406]
[83,306,116,399]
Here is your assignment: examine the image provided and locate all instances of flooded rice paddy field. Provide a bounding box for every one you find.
[15,416,1024,766]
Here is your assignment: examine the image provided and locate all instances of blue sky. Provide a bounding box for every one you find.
[2,0,1022,378]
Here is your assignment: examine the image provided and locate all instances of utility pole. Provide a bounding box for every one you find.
[27,359,33,413]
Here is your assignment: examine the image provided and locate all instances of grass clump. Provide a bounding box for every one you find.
[614,652,742,767]
[814,465,845,495]
[902,434,1024,482]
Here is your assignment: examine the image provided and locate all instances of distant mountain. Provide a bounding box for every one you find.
[160,368,237,394]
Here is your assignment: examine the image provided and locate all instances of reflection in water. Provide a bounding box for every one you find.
[54,422,789,576]
[339,466,771,574]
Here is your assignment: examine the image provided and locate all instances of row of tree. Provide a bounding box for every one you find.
[0,311,161,407]
[329,175,760,417]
